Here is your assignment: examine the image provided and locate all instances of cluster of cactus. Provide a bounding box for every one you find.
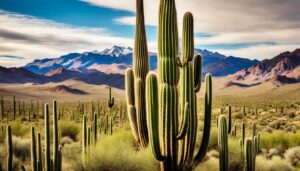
[144,0,213,170]
[125,0,149,148]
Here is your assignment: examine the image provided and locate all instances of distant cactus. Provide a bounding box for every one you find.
[7,124,12,171]
[243,106,246,116]
[82,115,87,164]
[13,96,16,120]
[31,127,37,171]
[44,104,51,171]
[228,106,232,134]
[244,138,254,171]
[53,100,59,171]
[241,122,245,149]
[107,86,114,109]
[0,96,3,121]
[93,113,97,144]
[110,117,113,135]
[37,132,43,171]
[218,115,229,171]
[125,0,149,148]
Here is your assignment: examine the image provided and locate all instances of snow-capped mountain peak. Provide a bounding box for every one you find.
[99,46,133,57]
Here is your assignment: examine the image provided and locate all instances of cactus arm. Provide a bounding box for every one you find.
[194,55,202,93]
[177,103,189,140]
[135,78,149,147]
[128,105,139,142]
[193,74,212,166]
[146,73,165,161]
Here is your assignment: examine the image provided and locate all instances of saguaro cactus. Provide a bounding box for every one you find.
[31,127,37,171]
[44,104,51,171]
[228,106,232,134]
[107,86,114,109]
[1,96,3,121]
[93,113,97,144]
[13,96,16,120]
[82,115,87,164]
[7,124,12,171]
[245,138,254,171]
[125,0,149,148]
[53,100,59,171]
[37,132,43,171]
[241,122,245,149]
[218,115,229,171]
[145,1,212,169]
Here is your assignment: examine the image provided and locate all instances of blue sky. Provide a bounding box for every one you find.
[0,0,299,67]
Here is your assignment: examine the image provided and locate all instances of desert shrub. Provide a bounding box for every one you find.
[60,136,74,146]
[85,130,158,171]
[10,121,30,137]
[234,112,243,119]
[228,138,243,170]
[208,127,218,149]
[62,142,84,171]
[267,148,284,159]
[195,156,219,171]
[256,156,293,171]
[59,120,80,141]
[288,112,296,118]
[270,120,285,130]
[261,131,290,151]
[289,131,300,147]
[285,146,300,167]
[12,136,30,161]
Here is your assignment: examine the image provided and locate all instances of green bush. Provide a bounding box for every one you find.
[85,130,158,171]
[261,131,300,151]
[256,156,293,171]
[59,120,80,141]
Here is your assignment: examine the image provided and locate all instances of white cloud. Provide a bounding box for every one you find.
[0,10,134,67]
[82,0,300,60]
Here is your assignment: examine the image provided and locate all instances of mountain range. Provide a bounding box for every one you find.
[23,46,258,76]
[0,46,299,89]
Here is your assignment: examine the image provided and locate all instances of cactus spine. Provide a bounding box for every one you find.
[7,124,12,171]
[44,104,51,171]
[31,127,37,171]
[146,2,212,170]
[125,0,149,148]
[53,100,59,171]
[218,115,229,171]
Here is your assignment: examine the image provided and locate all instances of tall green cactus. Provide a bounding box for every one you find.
[13,96,16,120]
[93,113,97,144]
[228,106,232,134]
[7,124,12,171]
[244,138,254,171]
[145,2,212,170]
[241,122,245,149]
[125,0,149,148]
[218,115,229,171]
[44,104,51,171]
[82,114,87,164]
[37,132,43,171]
[1,96,3,121]
[107,86,114,109]
[31,127,37,171]
[53,100,59,171]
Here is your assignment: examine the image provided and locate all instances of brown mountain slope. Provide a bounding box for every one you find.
[229,49,300,85]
